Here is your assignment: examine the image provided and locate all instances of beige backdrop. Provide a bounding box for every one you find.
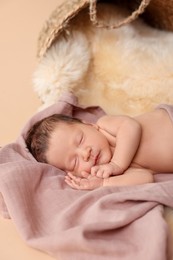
[0,1,64,260]
[0,0,63,146]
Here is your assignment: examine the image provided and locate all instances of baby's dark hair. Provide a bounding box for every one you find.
[25,114,82,163]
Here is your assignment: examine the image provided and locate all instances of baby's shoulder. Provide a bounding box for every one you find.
[96,115,113,126]
[96,114,131,126]
[96,115,122,132]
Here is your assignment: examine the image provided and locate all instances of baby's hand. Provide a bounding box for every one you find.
[65,172,103,190]
[91,162,123,178]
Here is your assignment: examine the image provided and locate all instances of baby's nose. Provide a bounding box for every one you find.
[82,146,91,162]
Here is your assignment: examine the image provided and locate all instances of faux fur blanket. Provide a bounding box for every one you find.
[0,93,173,260]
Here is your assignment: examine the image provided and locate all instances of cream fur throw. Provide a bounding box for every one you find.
[33,3,173,116]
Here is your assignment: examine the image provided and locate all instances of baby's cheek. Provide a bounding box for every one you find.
[73,171,83,177]
[77,161,93,175]
[68,170,82,178]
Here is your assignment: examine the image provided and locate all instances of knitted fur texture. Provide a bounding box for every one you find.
[33,3,173,116]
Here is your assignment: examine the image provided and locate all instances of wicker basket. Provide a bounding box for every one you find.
[37,0,151,59]
[129,0,173,31]
[37,0,173,59]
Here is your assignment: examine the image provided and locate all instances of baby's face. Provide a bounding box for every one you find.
[46,122,112,177]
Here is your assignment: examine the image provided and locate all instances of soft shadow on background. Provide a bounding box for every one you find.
[0,0,63,146]
[0,1,64,260]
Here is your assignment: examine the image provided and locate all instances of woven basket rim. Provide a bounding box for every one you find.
[37,0,89,59]
[37,0,151,59]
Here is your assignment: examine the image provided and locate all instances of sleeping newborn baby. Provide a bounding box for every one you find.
[26,104,173,190]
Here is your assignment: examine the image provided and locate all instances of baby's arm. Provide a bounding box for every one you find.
[65,168,154,190]
[103,167,154,187]
[94,115,142,177]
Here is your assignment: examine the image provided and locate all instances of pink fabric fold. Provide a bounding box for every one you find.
[0,92,173,260]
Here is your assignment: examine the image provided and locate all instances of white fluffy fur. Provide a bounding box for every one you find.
[33,32,91,108]
[33,3,173,115]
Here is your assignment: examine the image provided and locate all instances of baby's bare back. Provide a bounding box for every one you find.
[132,108,173,173]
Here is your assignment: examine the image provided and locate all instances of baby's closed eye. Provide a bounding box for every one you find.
[76,131,84,146]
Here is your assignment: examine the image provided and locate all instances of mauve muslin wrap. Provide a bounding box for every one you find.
[0,92,173,260]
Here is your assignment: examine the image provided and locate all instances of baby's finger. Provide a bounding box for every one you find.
[81,171,90,178]
[67,172,79,181]
[65,178,80,189]
[65,179,79,189]
[68,172,85,184]
[95,168,105,178]
[65,176,71,182]
[102,169,111,178]
[91,166,99,176]
[67,172,75,178]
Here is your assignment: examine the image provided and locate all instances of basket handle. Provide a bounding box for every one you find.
[89,0,151,29]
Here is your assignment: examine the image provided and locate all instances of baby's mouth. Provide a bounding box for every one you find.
[94,152,100,165]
